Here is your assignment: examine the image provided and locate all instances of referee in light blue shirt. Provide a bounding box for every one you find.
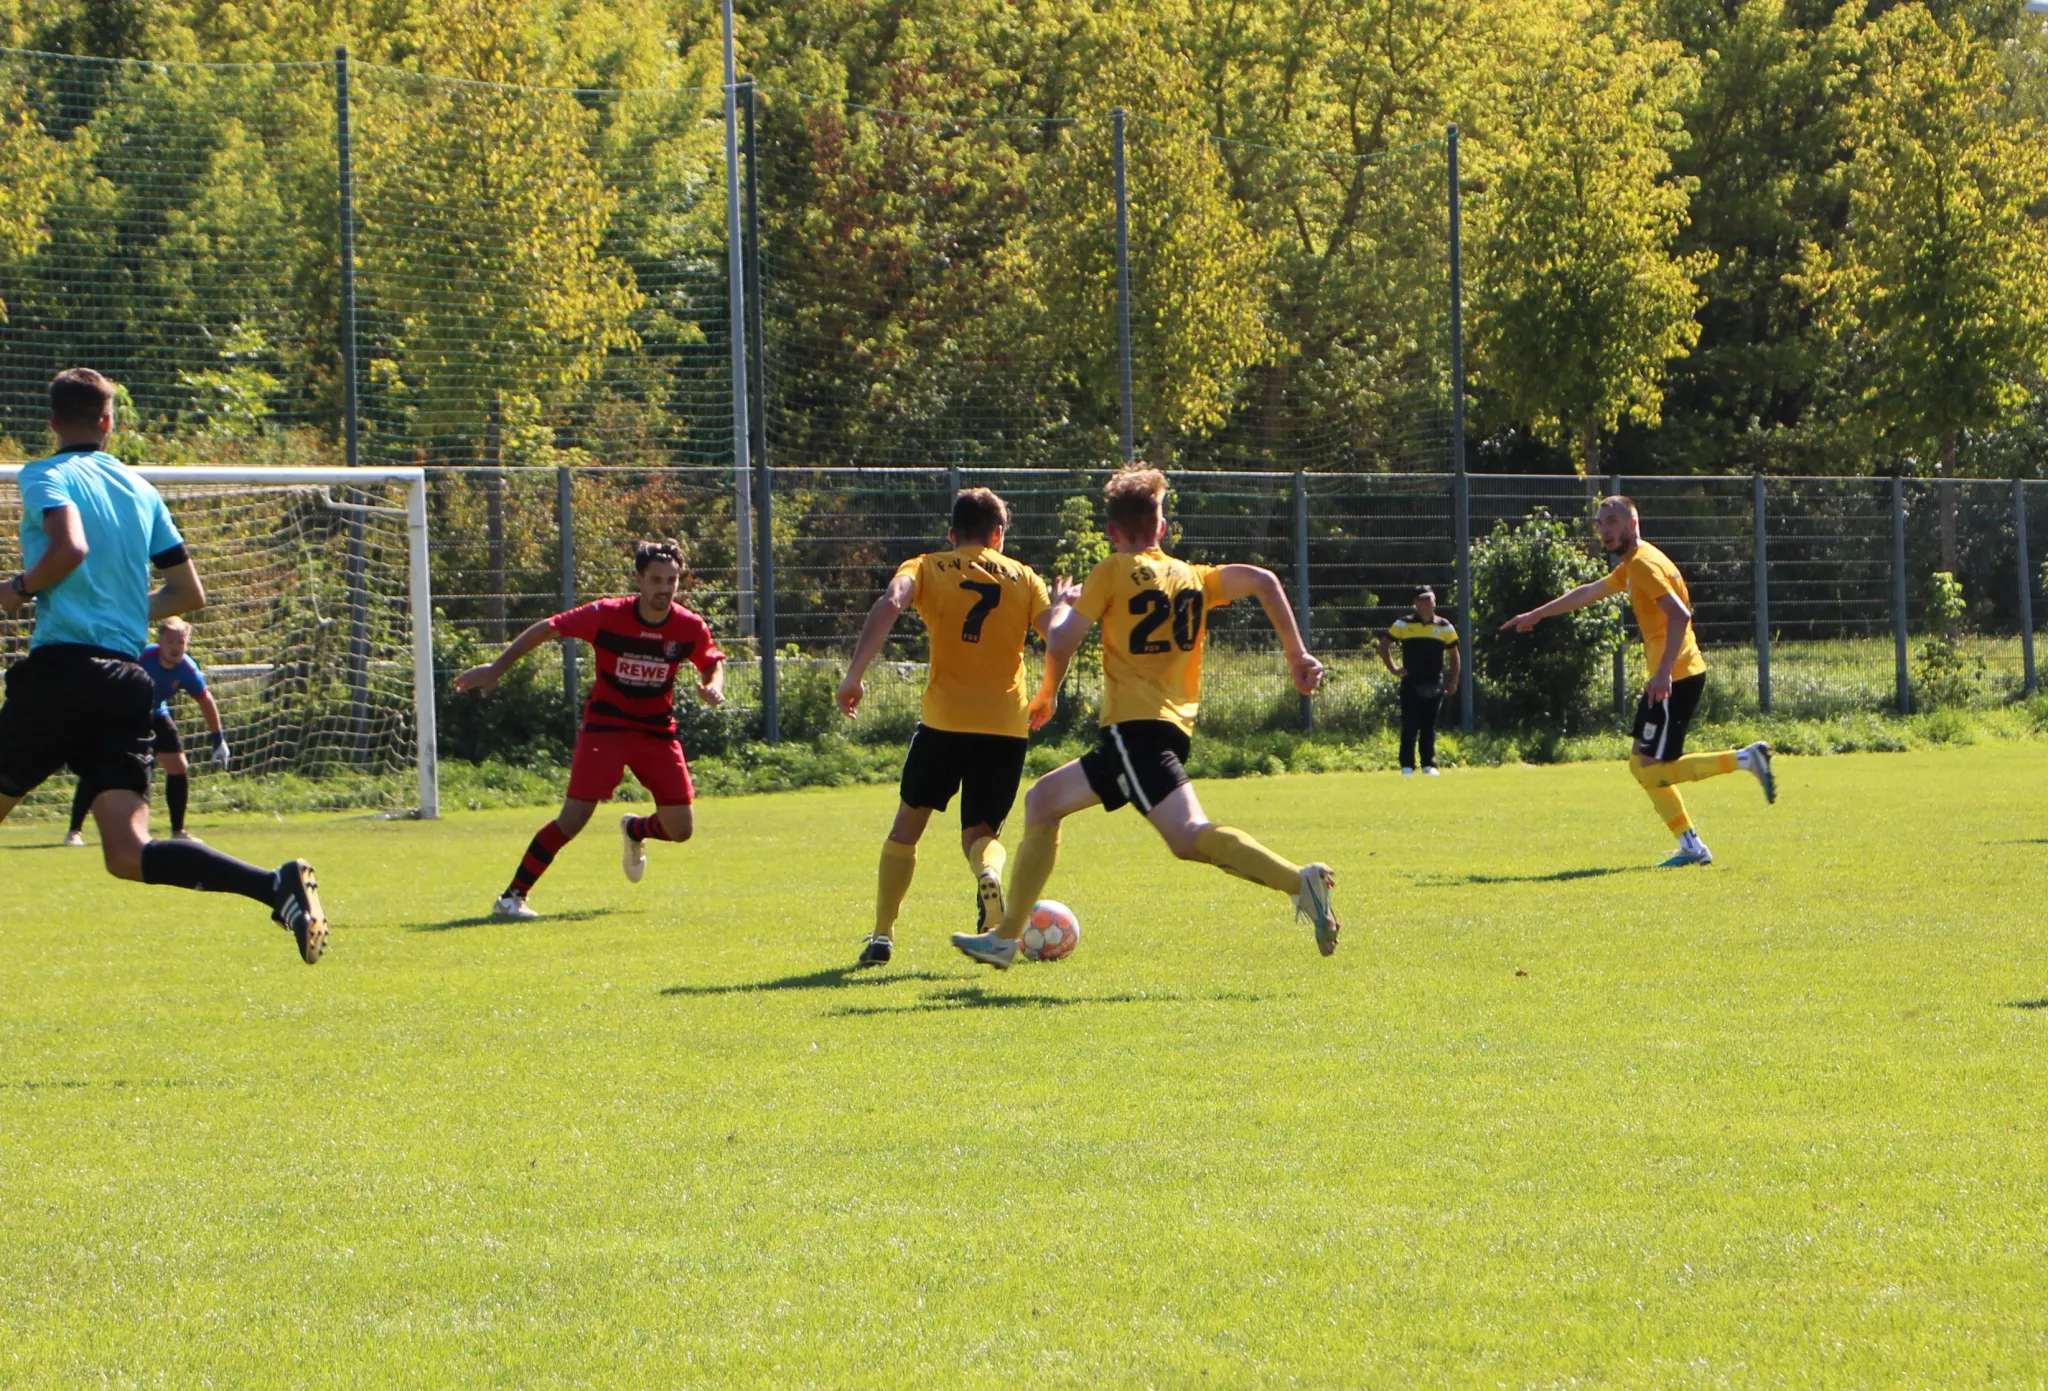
[0,368,327,964]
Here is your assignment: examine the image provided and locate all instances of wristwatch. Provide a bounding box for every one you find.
[8,573,32,601]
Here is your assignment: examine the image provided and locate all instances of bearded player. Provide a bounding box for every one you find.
[951,465,1339,968]
[1503,495,1774,866]
[454,538,725,919]
[836,487,1073,967]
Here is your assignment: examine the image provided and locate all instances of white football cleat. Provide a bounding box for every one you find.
[620,815,647,884]
[1422,766,1441,777]
[951,930,1018,970]
[61,831,85,847]
[1294,863,1340,957]
[1741,741,1776,804]
[492,894,540,922]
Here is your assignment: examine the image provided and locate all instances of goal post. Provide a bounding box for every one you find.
[0,465,439,820]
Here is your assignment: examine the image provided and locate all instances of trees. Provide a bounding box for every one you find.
[1469,2,1713,475]
[1805,3,2048,565]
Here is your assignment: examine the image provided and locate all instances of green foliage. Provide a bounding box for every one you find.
[773,654,848,745]
[1470,509,1623,728]
[1910,570,1986,709]
[432,620,574,767]
[1471,4,1713,472]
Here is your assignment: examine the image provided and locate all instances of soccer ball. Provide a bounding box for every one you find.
[1020,900,1081,962]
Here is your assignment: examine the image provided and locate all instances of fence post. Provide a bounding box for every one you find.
[1448,125,1473,734]
[1113,108,1134,466]
[1893,476,1911,715]
[721,0,754,641]
[1753,474,1771,714]
[335,46,372,742]
[1611,472,1627,720]
[2017,478,2036,697]
[743,78,777,743]
[557,467,578,728]
[1293,469,1313,733]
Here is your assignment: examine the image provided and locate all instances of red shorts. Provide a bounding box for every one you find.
[566,729,695,805]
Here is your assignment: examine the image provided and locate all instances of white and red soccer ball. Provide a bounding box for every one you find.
[1020,900,1080,962]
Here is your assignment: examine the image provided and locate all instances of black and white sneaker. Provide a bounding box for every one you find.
[1741,741,1776,804]
[857,934,893,967]
[272,859,327,965]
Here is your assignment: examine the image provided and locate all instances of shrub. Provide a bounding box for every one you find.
[433,620,574,766]
[1470,510,1623,730]
[1910,571,1984,710]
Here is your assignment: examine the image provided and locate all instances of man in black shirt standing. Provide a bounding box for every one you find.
[1377,585,1460,776]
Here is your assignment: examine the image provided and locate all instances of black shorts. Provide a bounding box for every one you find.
[898,724,1029,832]
[151,711,184,758]
[1632,672,1707,761]
[1079,719,1193,815]
[0,644,157,801]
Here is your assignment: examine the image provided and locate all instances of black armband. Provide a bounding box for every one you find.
[150,544,190,571]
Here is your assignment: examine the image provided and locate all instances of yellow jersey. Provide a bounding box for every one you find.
[1075,548,1232,735]
[894,545,1050,738]
[1596,541,1707,682]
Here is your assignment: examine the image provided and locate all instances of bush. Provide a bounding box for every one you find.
[433,620,575,766]
[1470,510,1623,730]
[1910,572,1985,710]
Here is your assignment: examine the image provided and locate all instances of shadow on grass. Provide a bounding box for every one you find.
[2005,999,2048,1011]
[660,966,952,996]
[408,907,618,933]
[1416,865,1651,887]
[829,985,1264,1017]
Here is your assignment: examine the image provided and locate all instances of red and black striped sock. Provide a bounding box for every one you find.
[506,820,572,898]
[623,814,672,843]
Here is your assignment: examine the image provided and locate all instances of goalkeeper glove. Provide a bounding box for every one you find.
[210,731,231,769]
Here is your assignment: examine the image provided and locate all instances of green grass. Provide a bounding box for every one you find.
[4,746,2047,1386]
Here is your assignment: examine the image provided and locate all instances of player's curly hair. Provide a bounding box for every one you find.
[1103,464,1168,537]
[634,537,688,573]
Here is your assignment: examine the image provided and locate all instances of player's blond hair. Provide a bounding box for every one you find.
[159,615,191,634]
[1598,494,1638,518]
[1103,464,1168,536]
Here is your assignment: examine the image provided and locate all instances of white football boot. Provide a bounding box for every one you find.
[620,815,647,884]
[492,893,540,922]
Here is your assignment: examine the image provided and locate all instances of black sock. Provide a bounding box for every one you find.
[166,773,189,834]
[69,780,92,836]
[140,840,278,906]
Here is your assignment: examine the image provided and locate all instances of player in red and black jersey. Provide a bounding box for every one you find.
[454,538,726,919]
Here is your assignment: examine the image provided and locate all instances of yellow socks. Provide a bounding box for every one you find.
[875,839,917,937]
[999,822,1061,939]
[967,834,1006,883]
[1196,825,1302,893]
[1629,754,1693,834]
[1662,750,1739,784]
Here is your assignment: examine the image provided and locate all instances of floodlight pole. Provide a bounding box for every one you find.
[1448,124,1473,733]
[2017,478,2036,696]
[722,0,755,641]
[1753,474,1772,713]
[1892,476,1910,714]
[335,46,372,743]
[744,78,778,742]
[1114,108,1134,465]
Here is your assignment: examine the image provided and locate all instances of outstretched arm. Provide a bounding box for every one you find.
[838,574,915,719]
[454,618,558,693]
[1025,576,1085,730]
[1215,564,1323,695]
[1501,578,1612,633]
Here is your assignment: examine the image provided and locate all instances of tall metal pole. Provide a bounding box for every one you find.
[336,46,371,742]
[558,466,578,730]
[743,79,778,743]
[1753,474,1772,714]
[1113,108,1134,465]
[1611,472,1627,720]
[1293,470,1313,733]
[1448,125,1473,733]
[722,0,755,641]
[1893,476,1911,714]
[2017,478,2036,697]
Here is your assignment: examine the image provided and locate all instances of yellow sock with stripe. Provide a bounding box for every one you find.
[998,822,1060,939]
[1196,825,1302,894]
[875,839,916,937]
[1630,754,1694,834]
[967,834,1006,882]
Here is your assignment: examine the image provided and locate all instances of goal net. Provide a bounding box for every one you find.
[0,466,437,820]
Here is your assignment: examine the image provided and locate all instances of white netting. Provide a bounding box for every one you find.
[0,475,421,818]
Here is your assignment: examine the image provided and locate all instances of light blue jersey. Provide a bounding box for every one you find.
[17,448,184,657]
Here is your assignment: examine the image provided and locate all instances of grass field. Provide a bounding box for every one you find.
[4,745,2046,1386]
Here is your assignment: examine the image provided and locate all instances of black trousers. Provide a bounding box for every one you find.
[1399,682,1443,770]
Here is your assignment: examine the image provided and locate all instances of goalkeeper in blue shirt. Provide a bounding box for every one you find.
[65,615,228,846]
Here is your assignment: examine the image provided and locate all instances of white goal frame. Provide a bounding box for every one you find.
[0,465,439,819]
